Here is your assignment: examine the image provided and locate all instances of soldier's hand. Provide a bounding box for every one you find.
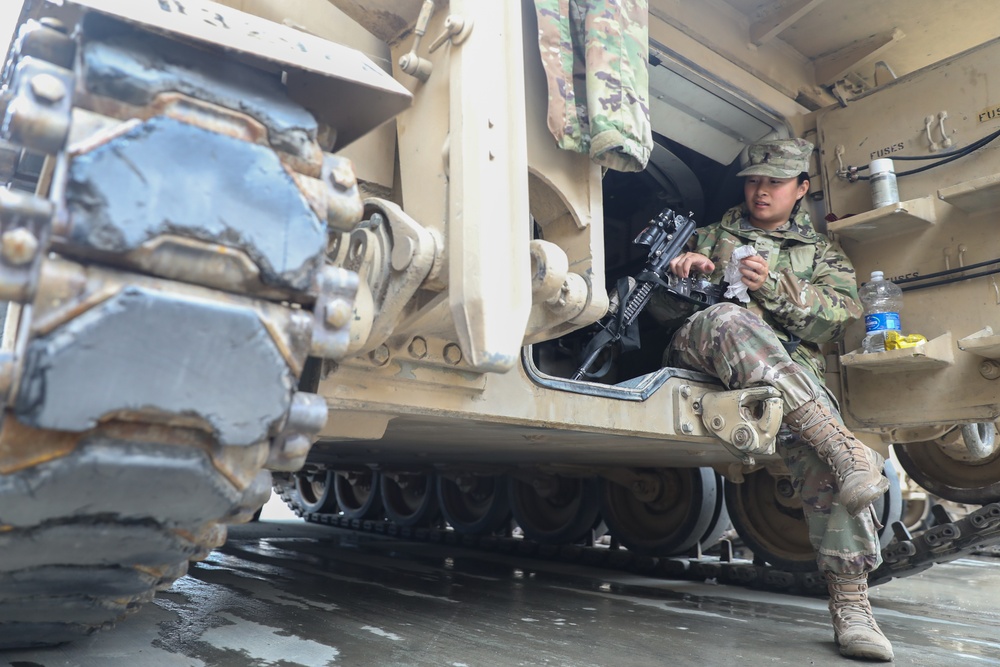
[739,255,770,291]
[669,252,715,278]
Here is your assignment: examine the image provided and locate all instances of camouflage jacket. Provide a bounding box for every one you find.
[532,0,652,172]
[657,204,862,380]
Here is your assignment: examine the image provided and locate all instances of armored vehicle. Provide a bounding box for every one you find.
[3,0,1000,647]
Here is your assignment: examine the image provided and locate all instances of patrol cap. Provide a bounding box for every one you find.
[737,138,814,178]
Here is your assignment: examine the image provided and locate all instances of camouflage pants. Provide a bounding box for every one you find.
[532,0,652,172]
[666,303,881,574]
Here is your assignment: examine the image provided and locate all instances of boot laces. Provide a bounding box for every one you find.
[829,575,880,631]
[827,444,868,482]
[789,403,870,481]
[831,592,879,630]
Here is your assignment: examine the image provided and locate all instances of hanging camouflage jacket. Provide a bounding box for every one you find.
[532,0,652,172]
[654,204,862,381]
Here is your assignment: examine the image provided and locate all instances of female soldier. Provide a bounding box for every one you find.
[665,138,893,662]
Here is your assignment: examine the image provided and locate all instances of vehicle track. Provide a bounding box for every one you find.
[273,475,1000,597]
[0,426,271,648]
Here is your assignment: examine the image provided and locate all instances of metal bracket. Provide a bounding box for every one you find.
[2,56,75,155]
[700,386,783,465]
[0,189,52,304]
[344,198,438,355]
[266,391,329,471]
[321,154,364,234]
[310,265,361,359]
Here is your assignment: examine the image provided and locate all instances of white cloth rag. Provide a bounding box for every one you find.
[723,245,759,303]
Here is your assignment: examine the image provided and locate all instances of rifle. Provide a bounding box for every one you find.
[572,208,725,381]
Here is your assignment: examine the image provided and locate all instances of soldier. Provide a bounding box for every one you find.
[663,138,894,662]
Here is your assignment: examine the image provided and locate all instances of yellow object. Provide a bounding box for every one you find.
[885,331,927,350]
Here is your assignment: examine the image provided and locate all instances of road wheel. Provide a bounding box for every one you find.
[600,467,720,556]
[293,469,340,514]
[381,473,440,527]
[509,476,601,544]
[725,468,816,572]
[437,474,511,536]
[895,427,1000,504]
[726,463,902,571]
[334,470,383,520]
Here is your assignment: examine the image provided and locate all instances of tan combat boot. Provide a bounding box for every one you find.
[826,572,894,661]
[784,399,889,516]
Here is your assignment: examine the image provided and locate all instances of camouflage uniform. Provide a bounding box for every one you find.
[532,0,652,172]
[660,140,880,575]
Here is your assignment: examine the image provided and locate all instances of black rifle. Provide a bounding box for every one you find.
[572,209,725,381]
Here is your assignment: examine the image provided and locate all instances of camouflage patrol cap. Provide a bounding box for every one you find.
[737,138,814,178]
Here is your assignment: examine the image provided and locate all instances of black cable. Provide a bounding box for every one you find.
[852,128,1000,180]
[896,136,997,177]
[858,143,984,179]
[853,127,1000,169]
[893,257,1000,285]
[900,265,1000,292]
[886,127,1000,161]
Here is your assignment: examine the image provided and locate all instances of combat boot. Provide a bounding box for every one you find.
[826,571,894,661]
[784,399,888,516]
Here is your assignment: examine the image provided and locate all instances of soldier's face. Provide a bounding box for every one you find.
[744,175,809,229]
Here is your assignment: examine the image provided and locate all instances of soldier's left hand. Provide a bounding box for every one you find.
[739,255,770,291]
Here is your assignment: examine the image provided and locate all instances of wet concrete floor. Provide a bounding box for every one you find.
[5,503,1000,666]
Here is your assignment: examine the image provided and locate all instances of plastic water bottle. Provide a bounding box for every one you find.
[860,271,902,353]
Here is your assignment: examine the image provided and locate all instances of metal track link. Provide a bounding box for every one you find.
[273,477,1000,597]
[0,436,272,648]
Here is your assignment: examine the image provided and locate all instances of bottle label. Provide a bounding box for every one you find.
[865,312,900,332]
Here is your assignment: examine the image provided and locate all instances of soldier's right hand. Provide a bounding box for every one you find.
[669,252,715,278]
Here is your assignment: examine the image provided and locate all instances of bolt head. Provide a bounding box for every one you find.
[731,424,754,447]
[710,415,725,431]
[408,336,428,359]
[29,73,66,104]
[679,385,691,398]
[443,343,463,365]
[680,422,693,434]
[324,298,352,329]
[1,227,38,266]
[325,157,357,190]
[369,344,390,366]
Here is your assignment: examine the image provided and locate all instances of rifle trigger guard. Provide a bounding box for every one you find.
[700,387,783,465]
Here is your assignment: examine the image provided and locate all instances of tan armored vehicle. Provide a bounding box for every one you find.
[3,0,1000,647]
